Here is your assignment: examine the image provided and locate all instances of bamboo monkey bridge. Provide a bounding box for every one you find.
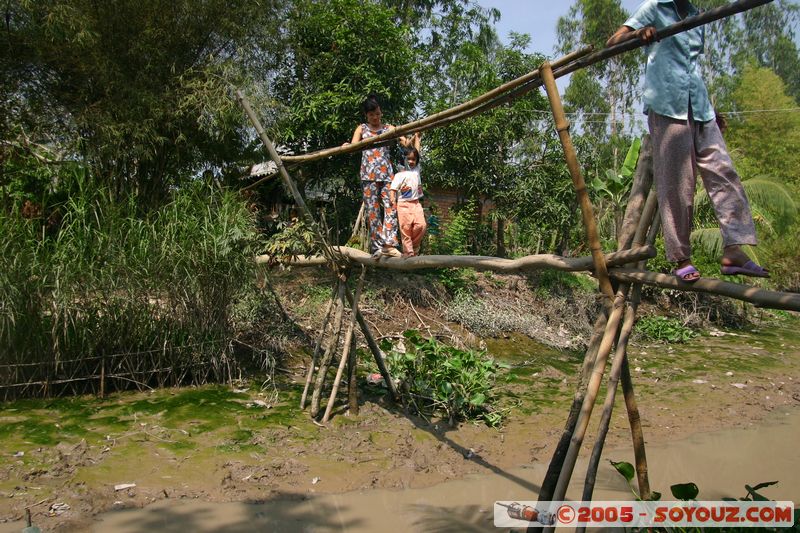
[238,0,796,520]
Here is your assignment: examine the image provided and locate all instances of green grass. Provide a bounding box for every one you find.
[0,181,264,398]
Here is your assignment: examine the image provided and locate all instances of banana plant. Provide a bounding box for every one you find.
[591,137,642,241]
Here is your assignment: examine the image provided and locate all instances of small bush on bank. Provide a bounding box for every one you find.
[383,330,508,427]
[635,315,698,343]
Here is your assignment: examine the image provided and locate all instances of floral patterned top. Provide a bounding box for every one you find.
[359,123,394,183]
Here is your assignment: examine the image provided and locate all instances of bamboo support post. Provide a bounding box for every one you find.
[345,286,400,402]
[322,267,365,422]
[347,331,359,415]
[534,307,610,507]
[310,281,347,418]
[300,284,337,409]
[236,91,337,264]
[547,287,629,508]
[540,61,613,301]
[579,195,660,510]
[534,155,656,525]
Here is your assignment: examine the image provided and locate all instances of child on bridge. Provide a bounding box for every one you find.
[390,132,426,257]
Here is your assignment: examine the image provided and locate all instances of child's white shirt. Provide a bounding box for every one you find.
[390,166,423,201]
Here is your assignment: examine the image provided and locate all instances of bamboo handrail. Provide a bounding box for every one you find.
[279,47,593,164]
[256,245,655,273]
[275,0,772,167]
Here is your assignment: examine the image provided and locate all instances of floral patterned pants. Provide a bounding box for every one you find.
[361,180,398,252]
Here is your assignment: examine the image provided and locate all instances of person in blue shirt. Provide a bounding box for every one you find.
[607,0,769,282]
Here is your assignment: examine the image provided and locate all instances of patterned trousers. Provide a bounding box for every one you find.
[361,180,398,252]
[648,110,757,262]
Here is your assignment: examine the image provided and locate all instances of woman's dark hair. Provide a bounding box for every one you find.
[362,93,382,115]
[406,147,420,163]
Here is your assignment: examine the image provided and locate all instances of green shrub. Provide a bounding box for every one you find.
[635,316,698,343]
[383,330,508,427]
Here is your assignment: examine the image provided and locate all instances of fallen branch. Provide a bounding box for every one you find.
[257,245,655,273]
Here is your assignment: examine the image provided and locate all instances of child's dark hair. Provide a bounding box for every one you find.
[362,93,382,115]
[406,147,421,163]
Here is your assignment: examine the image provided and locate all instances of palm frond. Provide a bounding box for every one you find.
[690,227,724,259]
[694,176,797,230]
[690,227,762,264]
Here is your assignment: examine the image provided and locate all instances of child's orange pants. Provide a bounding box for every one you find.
[397,200,426,256]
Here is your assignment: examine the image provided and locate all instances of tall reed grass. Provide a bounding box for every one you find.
[0,180,263,398]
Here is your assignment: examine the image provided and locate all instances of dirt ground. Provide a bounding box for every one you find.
[1,270,799,531]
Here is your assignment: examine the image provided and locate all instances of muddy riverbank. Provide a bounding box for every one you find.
[87,408,800,532]
[1,317,798,532]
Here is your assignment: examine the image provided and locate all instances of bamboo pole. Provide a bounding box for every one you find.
[310,281,347,418]
[236,91,337,264]
[546,286,629,512]
[533,149,655,514]
[535,180,657,533]
[322,312,356,422]
[322,268,365,422]
[300,284,337,409]
[345,286,400,402]
[350,202,365,242]
[541,61,613,300]
[534,307,610,507]
[347,331,359,415]
[279,47,593,164]
[608,269,800,312]
[257,245,655,273]
[579,197,660,509]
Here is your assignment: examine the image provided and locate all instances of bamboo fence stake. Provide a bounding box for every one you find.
[310,281,347,418]
[99,356,106,399]
[322,267,365,422]
[541,61,613,301]
[300,284,337,409]
[350,202,365,242]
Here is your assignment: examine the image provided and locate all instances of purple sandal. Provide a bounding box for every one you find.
[673,264,701,283]
[721,260,770,278]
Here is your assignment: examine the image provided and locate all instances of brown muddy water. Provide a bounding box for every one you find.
[88,408,800,532]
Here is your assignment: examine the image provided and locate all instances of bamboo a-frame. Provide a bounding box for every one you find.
[239,0,791,519]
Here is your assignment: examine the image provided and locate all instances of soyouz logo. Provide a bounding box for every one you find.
[493,501,796,528]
